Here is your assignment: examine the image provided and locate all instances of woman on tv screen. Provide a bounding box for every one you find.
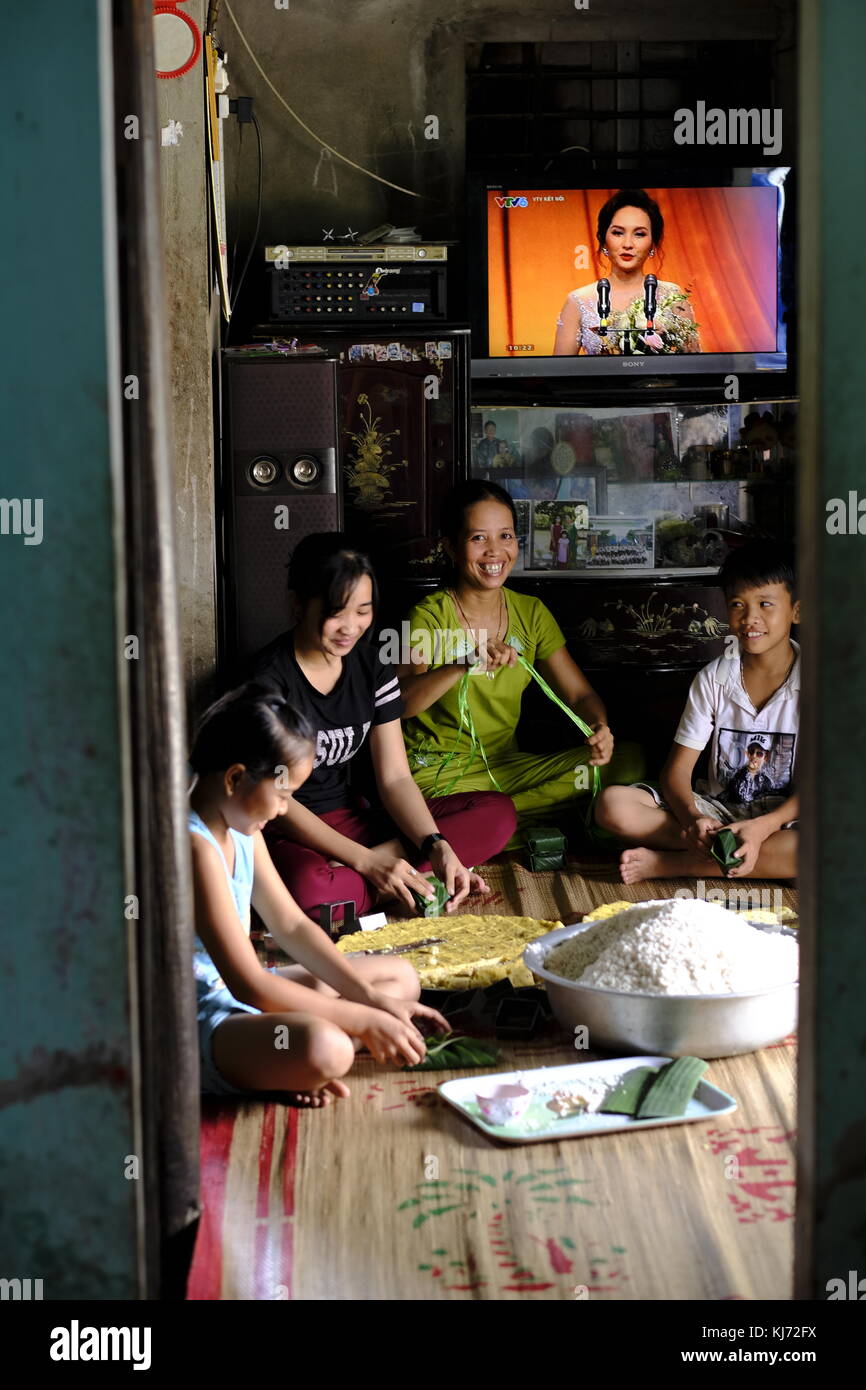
[553,188,701,356]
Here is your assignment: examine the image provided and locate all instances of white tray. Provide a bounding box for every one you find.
[438,1055,737,1144]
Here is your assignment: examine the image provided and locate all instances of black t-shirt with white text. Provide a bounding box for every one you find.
[250,632,404,814]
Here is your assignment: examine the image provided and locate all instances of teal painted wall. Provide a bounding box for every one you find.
[0,3,141,1296]
[797,0,866,1297]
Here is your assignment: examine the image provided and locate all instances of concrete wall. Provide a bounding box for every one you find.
[218,0,794,253]
[157,0,218,705]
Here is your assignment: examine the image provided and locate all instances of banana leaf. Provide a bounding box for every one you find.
[410,874,451,917]
[405,1032,499,1071]
[524,826,567,854]
[711,827,741,873]
[529,853,567,872]
[598,1065,658,1115]
[524,825,567,872]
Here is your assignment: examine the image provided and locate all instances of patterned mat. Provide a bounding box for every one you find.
[191,856,798,1301]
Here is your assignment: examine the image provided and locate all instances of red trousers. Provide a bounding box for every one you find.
[264,790,516,922]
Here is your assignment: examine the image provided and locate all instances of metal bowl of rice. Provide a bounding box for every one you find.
[524,899,798,1058]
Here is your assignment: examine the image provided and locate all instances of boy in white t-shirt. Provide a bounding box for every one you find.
[594,541,799,882]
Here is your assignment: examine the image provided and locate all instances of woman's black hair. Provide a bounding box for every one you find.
[190,682,315,781]
[597,188,665,254]
[287,532,379,632]
[718,540,798,603]
[441,480,518,545]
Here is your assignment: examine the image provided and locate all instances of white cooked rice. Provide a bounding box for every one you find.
[544,898,798,995]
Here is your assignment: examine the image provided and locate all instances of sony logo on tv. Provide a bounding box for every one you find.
[494,196,528,209]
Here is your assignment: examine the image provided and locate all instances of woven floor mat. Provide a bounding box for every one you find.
[468,853,798,923]
[189,1034,797,1301]
[193,858,799,1301]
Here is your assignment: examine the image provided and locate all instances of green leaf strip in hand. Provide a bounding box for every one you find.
[515,654,601,823]
[432,668,502,797]
[430,653,601,825]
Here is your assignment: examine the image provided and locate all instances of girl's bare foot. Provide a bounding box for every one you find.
[286,1078,351,1107]
[620,847,669,883]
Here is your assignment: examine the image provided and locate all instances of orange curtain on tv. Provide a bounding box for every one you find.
[487,186,778,356]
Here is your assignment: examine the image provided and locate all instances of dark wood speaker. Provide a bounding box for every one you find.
[221,354,342,664]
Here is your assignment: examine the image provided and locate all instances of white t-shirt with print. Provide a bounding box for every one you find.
[674,640,800,819]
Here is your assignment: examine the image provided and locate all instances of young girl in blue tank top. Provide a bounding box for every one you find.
[189,683,447,1103]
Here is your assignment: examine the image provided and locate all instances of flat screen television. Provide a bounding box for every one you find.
[469,172,792,387]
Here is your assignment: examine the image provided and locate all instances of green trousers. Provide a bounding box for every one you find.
[411,740,646,849]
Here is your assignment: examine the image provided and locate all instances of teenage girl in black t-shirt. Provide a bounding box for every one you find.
[252,533,517,922]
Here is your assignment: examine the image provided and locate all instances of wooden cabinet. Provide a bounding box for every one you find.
[508,572,730,671]
[287,329,470,585]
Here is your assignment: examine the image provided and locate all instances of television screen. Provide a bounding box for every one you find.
[475,180,786,379]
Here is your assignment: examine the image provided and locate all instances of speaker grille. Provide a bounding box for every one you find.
[223,357,342,661]
[227,361,338,449]
[234,495,340,657]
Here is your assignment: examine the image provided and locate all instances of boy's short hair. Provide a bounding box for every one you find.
[718,539,797,602]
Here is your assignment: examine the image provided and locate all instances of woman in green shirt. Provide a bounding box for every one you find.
[398,482,645,838]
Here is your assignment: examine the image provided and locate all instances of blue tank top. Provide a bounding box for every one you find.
[188,809,255,979]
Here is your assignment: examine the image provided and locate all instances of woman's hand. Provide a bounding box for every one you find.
[356,1006,428,1067]
[682,815,723,853]
[476,637,518,674]
[586,721,614,766]
[366,990,450,1037]
[719,820,766,878]
[428,840,487,913]
[361,847,435,911]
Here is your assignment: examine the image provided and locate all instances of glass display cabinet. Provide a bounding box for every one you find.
[470,399,797,578]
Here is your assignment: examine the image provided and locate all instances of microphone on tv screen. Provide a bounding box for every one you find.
[644,273,658,327]
[597,278,610,322]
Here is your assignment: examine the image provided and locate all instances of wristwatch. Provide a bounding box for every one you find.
[419,832,447,858]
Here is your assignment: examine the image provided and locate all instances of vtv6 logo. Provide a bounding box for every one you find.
[494,196,528,209]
